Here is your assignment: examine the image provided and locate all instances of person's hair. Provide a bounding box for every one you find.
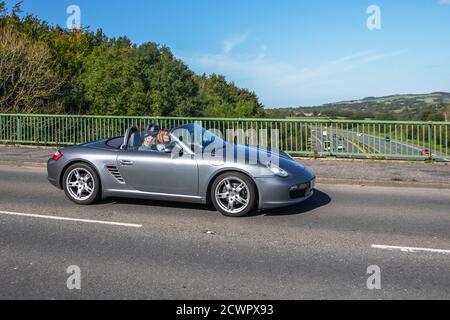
[156,129,169,144]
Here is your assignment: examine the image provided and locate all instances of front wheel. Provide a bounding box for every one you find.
[210,172,256,217]
[63,163,101,205]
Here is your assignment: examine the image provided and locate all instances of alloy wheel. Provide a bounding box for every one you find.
[214,177,250,214]
[66,168,95,201]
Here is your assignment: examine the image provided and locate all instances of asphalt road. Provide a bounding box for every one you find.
[312,127,359,155]
[338,129,424,157]
[311,126,447,160]
[0,165,449,300]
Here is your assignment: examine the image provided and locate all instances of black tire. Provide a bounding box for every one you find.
[63,163,101,205]
[210,172,256,217]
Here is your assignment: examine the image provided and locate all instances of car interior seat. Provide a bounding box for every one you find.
[128,131,143,151]
[135,132,143,150]
[148,124,160,133]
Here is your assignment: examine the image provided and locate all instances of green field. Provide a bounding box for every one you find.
[266,92,450,122]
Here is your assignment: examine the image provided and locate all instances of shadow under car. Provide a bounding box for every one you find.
[95,189,331,218]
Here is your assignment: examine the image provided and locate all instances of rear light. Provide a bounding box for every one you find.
[52,150,63,161]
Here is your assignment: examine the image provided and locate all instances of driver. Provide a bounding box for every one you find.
[155,128,172,152]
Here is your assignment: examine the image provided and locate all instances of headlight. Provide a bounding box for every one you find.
[267,162,289,177]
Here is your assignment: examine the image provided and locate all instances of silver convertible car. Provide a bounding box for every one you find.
[47,124,315,217]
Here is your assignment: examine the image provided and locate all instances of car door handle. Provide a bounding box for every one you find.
[119,160,134,166]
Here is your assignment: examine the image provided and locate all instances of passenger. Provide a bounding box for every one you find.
[138,133,157,152]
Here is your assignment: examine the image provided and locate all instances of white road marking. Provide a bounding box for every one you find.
[0,210,142,228]
[372,244,450,255]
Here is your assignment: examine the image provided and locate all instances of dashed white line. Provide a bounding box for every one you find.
[372,244,450,255]
[0,210,142,228]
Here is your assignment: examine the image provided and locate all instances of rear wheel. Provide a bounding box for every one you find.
[63,163,101,205]
[210,172,256,217]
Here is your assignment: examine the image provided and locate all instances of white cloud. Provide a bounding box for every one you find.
[179,42,407,107]
[360,49,408,63]
[222,32,249,55]
[439,0,450,5]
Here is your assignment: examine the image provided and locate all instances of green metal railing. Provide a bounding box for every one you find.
[0,114,449,160]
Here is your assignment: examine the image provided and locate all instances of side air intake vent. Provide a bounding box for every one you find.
[106,165,125,184]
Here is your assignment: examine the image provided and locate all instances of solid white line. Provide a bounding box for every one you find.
[0,210,142,228]
[372,244,450,255]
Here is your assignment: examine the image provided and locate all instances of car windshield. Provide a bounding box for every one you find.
[171,124,224,151]
[126,127,173,152]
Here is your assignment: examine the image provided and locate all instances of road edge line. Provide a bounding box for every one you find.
[371,244,450,254]
[0,210,143,228]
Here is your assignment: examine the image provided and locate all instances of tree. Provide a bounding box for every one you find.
[108,36,133,49]
[195,74,264,118]
[0,1,6,17]
[76,46,146,115]
[0,1,266,117]
[375,112,397,121]
[0,28,64,113]
[132,43,201,116]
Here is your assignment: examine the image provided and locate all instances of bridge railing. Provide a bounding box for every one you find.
[0,114,448,160]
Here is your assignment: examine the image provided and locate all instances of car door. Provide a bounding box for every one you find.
[117,148,199,196]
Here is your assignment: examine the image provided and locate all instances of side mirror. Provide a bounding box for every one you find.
[164,143,184,157]
[164,145,174,153]
[168,147,184,158]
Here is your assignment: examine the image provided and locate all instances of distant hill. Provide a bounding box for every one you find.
[266,92,450,121]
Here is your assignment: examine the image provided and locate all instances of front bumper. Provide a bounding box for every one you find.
[255,175,316,210]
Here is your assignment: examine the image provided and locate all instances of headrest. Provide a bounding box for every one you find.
[145,123,160,137]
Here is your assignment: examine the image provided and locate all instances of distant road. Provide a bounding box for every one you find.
[312,128,359,155]
[339,129,422,155]
[311,126,449,160]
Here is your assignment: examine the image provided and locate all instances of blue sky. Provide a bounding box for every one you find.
[9,0,450,107]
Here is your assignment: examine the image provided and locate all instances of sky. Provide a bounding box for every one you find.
[8,0,450,107]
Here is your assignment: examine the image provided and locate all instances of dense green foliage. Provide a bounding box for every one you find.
[75,46,146,115]
[0,1,264,117]
[196,74,264,118]
[267,93,450,121]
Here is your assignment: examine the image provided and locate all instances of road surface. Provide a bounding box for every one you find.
[311,126,449,160]
[339,129,424,156]
[311,127,360,155]
[0,165,449,299]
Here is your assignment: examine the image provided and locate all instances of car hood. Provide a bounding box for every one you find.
[215,143,309,175]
